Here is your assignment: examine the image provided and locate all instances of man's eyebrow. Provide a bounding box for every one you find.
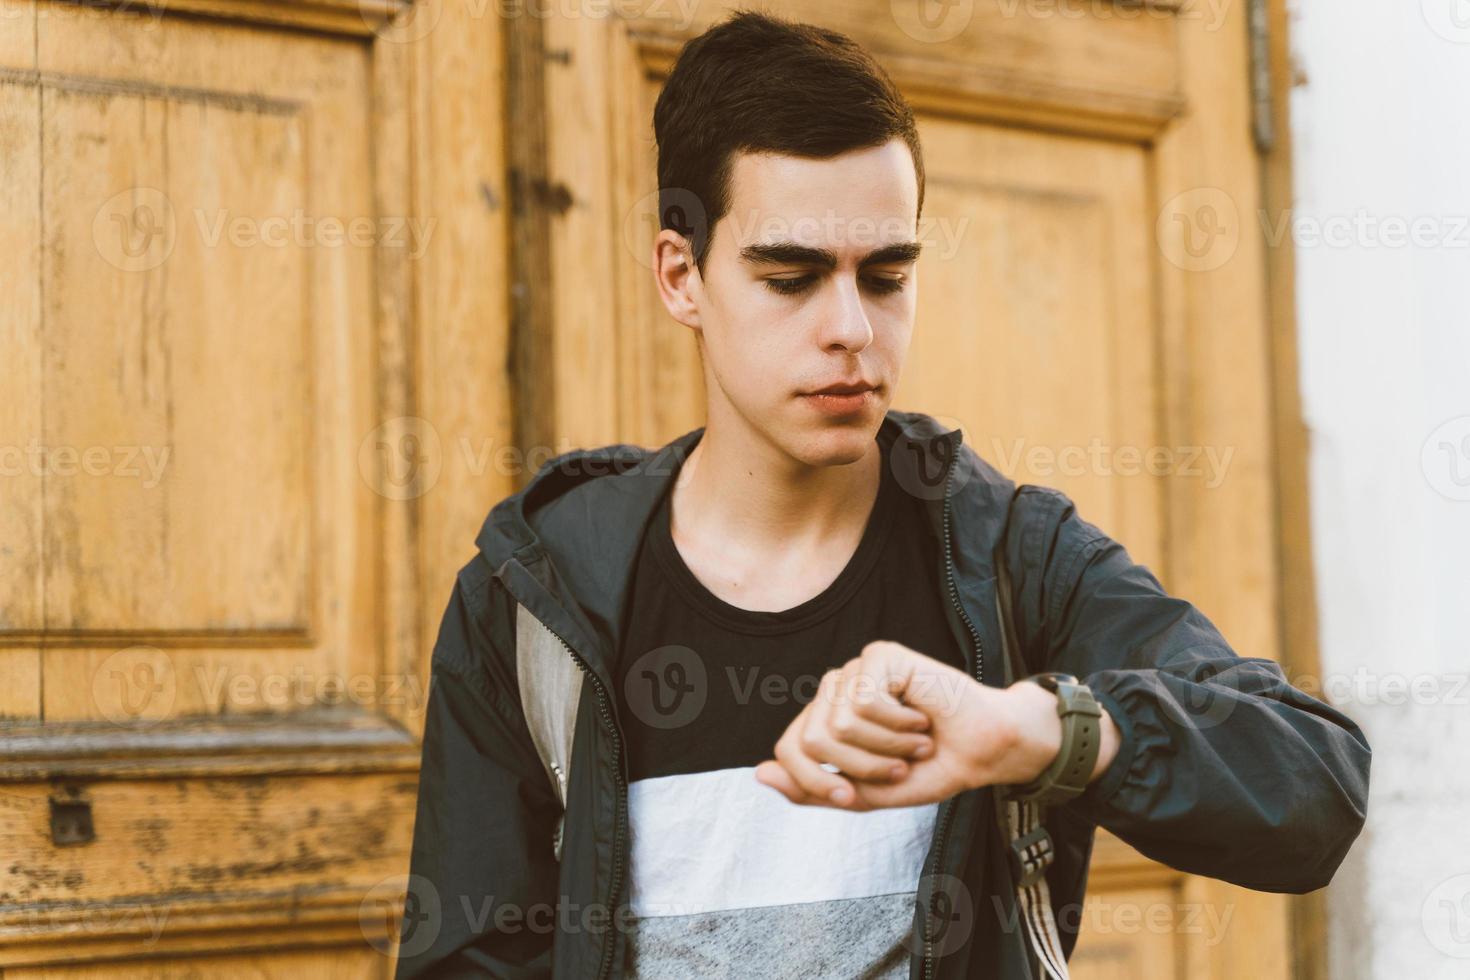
[738,240,924,270]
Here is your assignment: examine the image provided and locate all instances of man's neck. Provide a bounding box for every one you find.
[665,416,883,611]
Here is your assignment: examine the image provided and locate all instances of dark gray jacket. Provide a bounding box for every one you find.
[394,408,1370,979]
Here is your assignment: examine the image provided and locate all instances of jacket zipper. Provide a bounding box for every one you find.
[542,627,626,980]
[923,448,985,980]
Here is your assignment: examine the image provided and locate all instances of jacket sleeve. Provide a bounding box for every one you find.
[1004,485,1371,893]
[394,559,563,979]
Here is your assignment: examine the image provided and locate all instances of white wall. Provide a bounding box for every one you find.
[1289,1,1470,976]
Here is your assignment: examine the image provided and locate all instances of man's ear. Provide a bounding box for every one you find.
[653,230,701,330]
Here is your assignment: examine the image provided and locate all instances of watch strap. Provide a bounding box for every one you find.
[1006,672,1103,805]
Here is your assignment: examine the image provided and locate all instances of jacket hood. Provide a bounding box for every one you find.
[474,407,1018,688]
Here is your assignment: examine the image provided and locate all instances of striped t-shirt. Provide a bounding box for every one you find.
[613,427,965,978]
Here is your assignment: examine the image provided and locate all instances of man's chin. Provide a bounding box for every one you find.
[780,405,883,466]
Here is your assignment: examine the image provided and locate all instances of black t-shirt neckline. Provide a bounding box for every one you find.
[649,429,899,636]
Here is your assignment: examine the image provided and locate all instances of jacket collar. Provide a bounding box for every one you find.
[476,408,1017,690]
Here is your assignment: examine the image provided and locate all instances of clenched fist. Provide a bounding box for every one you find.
[753,639,1118,809]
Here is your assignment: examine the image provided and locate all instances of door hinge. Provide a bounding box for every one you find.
[1248,0,1276,153]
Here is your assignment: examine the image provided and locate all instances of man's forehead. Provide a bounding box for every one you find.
[722,144,919,236]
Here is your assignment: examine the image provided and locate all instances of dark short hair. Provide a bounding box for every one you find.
[654,10,925,273]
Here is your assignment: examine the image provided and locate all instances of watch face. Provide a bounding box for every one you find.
[1034,671,1079,692]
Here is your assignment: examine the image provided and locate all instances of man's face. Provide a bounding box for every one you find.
[663,139,921,468]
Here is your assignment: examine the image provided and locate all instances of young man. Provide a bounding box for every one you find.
[396,11,1370,979]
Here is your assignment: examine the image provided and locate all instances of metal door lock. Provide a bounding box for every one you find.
[50,786,95,846]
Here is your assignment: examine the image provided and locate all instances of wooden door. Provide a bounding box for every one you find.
[0,0,513,974]
[507,1,1294,977]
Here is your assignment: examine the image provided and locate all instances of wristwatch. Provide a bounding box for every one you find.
[1004,672,1103,806]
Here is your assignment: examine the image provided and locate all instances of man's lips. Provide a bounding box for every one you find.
[802,382,879,396]
[799,385,879,416]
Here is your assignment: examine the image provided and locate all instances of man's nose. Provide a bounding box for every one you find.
[818,275,875,353]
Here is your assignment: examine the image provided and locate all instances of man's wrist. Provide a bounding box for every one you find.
[1004,678,1121,788]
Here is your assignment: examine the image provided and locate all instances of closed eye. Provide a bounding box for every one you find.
[763,274,907,296]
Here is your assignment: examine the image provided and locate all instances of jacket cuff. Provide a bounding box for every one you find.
[1071,683,1135,813]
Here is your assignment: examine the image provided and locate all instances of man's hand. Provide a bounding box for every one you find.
[753,640,1119,810]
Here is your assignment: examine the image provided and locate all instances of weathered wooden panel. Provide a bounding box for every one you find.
[0,711,418,967]
[7,945,385,978]
[0,0,511,972]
